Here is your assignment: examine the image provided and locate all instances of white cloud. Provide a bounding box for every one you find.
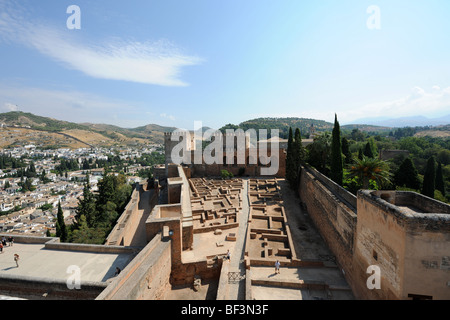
[0,84,145,126]
[160,113,176,121]
[4,102,18,111]
[0,3,201,86]
[340,85,450,123]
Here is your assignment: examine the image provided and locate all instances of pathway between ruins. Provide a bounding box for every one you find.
[223,178,250,300]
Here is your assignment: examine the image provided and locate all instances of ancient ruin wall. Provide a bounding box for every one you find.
[298,166,359,295]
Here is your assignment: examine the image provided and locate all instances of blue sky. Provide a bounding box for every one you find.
[0,0,450,130]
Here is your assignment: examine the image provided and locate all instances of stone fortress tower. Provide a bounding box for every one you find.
[163,129,286,178]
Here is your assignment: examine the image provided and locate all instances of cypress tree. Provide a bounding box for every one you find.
[341,137,352,164]
[436,161,446,197]
[358,148,363,160]
[75,177,97,228]
[56,201,67,242]
[293,128,306,188]
[422,156,436,198]
[286,127,295,187]
[394,157,420,190]
[294,128,306,166]
[330,114,343,185]
[363,141,374,158]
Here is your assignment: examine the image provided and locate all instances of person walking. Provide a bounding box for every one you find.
[0,242,3,254]
[14,254,19,267]
[226,249,231,261]
[275,260,281,274]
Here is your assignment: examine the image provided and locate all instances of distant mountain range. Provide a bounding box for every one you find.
[347,114,450,128]
[0,111,448,149]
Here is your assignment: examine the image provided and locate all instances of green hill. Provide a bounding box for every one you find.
[220,117,333,138]
[0,111,174,147]
[0,111,89,132]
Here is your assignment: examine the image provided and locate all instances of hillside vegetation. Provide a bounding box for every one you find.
[0,111,175,147]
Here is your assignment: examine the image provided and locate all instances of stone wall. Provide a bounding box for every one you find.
[96,233,172,300]
[0,274,107,300]
[189,148,286,178]
[171,257,223,286]
[298,166,359,296]
[297,164,450,300]
[356,190,450,300]
[105,183,157,247]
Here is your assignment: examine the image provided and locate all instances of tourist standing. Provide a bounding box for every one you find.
[275,260,281,274]
[14,254,19,267]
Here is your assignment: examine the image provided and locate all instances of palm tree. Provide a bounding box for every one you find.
[348,156,392,190]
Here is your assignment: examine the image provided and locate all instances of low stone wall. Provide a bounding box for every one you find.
[0,234,52,244]
[44,238,139,254]
[0,274,107,300]
[0,234,140,254]
[96,233,172,300]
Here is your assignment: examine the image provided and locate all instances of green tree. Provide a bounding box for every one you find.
[421,156,436,198]
[363,141,374,158]
[436,149,450,166]
[56,201,67,242]
[286,127,296,187]
[341,137,352,165]
[75,178,97,228]
[294,128,306,166]
[349,156,392,190]
[307,131,331,175]
[358,148,363,160]
[71,173,132,244]
[330,114,343,185]
[435,161,446,197]
[221,169,233,179]
[95,173,118,226]
[288,128,306,189]
[394,158,421,190]
[70,215,106,245]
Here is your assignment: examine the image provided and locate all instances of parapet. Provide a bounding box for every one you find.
[358,190,450,232]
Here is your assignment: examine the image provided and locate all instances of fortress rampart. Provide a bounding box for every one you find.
[298,165,450,300]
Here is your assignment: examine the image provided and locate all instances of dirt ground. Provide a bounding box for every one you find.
[277,179,337,263]
[164,279,219,300]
